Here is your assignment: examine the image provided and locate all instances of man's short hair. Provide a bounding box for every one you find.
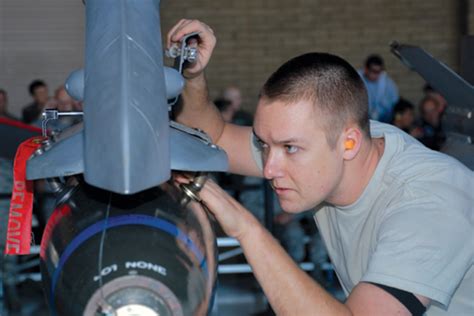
[365,54,384,69]
[28,80,46,96]
[260,52,370,148]
[0,89,6,97]
[392,98,414,123]
[393,98,414,115]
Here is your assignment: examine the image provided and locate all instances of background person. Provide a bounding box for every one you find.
[0,89,19,120]
[416,95,445,151]
[390,98,416,134]
[21,79,50,124]
[358,54,399,123]
[221,85,253,126]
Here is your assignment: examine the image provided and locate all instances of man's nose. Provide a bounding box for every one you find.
[263,151,283,180]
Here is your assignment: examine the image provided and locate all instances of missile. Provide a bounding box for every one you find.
[20,0,228,315]
[40,181,217,316]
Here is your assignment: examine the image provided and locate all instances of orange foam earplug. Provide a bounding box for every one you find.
[345,139,355,150]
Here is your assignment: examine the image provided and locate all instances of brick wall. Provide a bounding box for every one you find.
[0,0,85,117]
[0,0,471,117]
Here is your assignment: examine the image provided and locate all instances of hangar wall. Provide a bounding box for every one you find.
[0,0,473,116]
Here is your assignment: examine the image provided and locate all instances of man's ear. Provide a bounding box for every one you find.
[342,127,362,160]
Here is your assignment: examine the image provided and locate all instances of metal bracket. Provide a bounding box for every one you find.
[165,32,200,108]
[169,120,213,145]
[165,31,199,74]
[41,109,84,136]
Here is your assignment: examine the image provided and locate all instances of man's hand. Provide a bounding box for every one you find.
[166,20,261,177]
[199,179,258,240]
[166,19,216,80]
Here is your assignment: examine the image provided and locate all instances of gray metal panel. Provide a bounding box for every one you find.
[65,69,85,101]
[390,42,474,137]
[169,126,228,172]
[391,43,474,108]
[83,0,170,194]
[460,36,474,86]
[391,42,474,170]
[163,67,185,99]
[441,137,474,170]
[26,123,84,180]
[65,66,184,102]
[26,123,228,180]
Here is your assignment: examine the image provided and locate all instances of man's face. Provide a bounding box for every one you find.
[364,65,383,82]
[33,85,49,105]
[427,91,447,113]
[399,109,414,129]
[421,99,440,127]
[253,99,345,213]
[225,88,242,111]
[55,89,73,111]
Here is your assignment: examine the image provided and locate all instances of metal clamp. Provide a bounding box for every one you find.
[181,184,202,203]
[41,109,84,136]
[165,31,200,74]
[165,32,200,109]
[170,120,213,145]
[179,172,208,206]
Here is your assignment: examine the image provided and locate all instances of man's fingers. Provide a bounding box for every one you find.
[200,180,238,211]
[166,19,217,79]
[167,19,194,45]
[171,19,199,42]
[169,20,215,47]
[166,18,189,48]
[198,180,252,239]
[170,171,193,185]
[199,180,218,203]
[201,178,225,196]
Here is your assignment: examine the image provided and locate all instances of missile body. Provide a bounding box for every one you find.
[40,182,217,316]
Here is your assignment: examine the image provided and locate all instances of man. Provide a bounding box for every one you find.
[214,98,235,123]
[423,84,447,115]
[390,98,416,134]
[0,89,18,120]
[22,79,50,124]
[417,96,445,151]
[358,54,399,123]
[221,85,253,126]
[222,85,243,113]
[168,20,473,315]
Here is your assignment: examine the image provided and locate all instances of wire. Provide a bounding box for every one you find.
[97,192,112,312]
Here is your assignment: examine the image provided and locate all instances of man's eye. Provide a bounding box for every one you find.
[285,145,298,154]
[256,139,268,149]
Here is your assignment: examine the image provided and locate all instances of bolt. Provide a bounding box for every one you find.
[100,304,116,316]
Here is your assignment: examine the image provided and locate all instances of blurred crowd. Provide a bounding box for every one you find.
[0,80,83,133]
[359,54,447,151]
